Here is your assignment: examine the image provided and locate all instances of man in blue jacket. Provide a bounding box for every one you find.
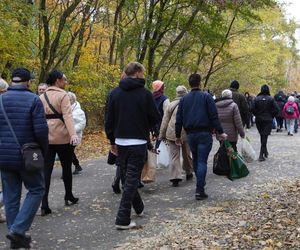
[0,68,48,249]
[105,62,160,230]
[175,74,227,200]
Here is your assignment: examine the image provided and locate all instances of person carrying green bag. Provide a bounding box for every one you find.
[223,140,249,180]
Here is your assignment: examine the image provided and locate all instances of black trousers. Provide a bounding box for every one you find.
[115,144,147,226]
[260,135,268,153]
[276,117,284,129]
[42,144,75,209]
[71,145,80,167]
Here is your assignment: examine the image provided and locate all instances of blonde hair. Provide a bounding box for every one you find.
[68,91,77,104]
[0,78,9,92]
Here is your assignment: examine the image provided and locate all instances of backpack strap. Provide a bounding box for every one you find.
[44,92,64,123]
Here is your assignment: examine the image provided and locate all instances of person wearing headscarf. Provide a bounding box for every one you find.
[252,85,279,161]
[152,80,170,135]
[159,86,193,187]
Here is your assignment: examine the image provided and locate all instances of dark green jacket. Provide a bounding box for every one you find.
[230,88,249,125]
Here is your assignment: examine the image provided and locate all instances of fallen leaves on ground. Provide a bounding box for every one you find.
[117,179,300,250]
[76,130,109,160]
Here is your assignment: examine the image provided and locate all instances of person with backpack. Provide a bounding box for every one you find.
[282,96,300,136]
[252,84,279,161]
[274,90,287,132]
[159,86,193,187]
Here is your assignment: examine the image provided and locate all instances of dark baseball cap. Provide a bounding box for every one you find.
[11,68,32,83]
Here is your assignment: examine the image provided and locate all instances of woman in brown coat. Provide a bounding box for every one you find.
[159,86,193,187]
[40,70,79,216]
[215,89,245,151]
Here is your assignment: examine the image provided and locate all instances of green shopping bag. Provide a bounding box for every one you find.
[223,140,249,181]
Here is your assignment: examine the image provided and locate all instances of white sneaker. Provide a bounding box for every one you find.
[115,220,136,230]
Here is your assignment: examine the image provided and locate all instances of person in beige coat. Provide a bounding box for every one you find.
[40,70,79,216]
[215,89,245,151]
[159,86,193,187]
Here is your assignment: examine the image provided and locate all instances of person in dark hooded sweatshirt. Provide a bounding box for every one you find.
[252,84,279,161]
[105,62,160,230]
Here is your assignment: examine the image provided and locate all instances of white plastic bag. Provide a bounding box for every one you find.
[241,137,256,163]
[157,141,170,168]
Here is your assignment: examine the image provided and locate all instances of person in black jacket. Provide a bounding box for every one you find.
[105,62,160,230]
[252,84,279,161]
[175,74,227,200]
[274,90,287,132]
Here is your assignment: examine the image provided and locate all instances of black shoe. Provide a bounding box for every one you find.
[7,233,31,249]
[41,207,52,217]
[138,181,144,188]
[112,182,121,194]
[258,156,265,162]
[64,197,79,206]
[264,148,269,158]
[171,180,179,187]
[73,165,82,175]
[186,173,193,181]
[195,192,208,200]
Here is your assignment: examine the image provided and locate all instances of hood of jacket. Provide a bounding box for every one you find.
[119,77,145,91]
[215,98,234,108]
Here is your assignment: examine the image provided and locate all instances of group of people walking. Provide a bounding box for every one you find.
[0,68,86,248]
[0,61,299,248]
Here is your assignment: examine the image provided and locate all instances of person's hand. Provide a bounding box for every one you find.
[70,135,79,146]
[217,133,227,141]
[175,138,183,146]
[111,145,118,156]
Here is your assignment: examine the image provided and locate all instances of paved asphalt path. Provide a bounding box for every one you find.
[1,127,300,249]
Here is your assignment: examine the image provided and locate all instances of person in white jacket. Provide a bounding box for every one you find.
[68,92,86,174]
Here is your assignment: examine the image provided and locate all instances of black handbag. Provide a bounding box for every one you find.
[0,95,44,172]
[213,142,230,176]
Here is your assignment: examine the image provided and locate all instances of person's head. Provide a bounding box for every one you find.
[288,96,295,102]
[188,73,201,88]
[37,83,48,96]
[230,80,239,90]
[0,78,9,94]
[68,91,76,105]
[260,84,270,95]
[46,70,67,89]
[245,92,250,98]
[222,89,232,99]
[11,67,32,88]
[124,62,145,79]
[176,85,188,98]
[152,80,164,92]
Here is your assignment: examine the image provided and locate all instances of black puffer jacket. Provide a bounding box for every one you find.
[252,86,279,122]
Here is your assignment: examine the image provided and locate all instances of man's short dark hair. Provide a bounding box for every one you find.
[124,62,145,77]
[230,80,239,90]
[188,74,201,88]
[46,70,64,86]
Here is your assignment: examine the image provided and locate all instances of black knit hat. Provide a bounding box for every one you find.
[230,80,240,90]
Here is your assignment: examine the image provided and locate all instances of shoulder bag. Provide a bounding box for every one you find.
[0,95,44,172]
